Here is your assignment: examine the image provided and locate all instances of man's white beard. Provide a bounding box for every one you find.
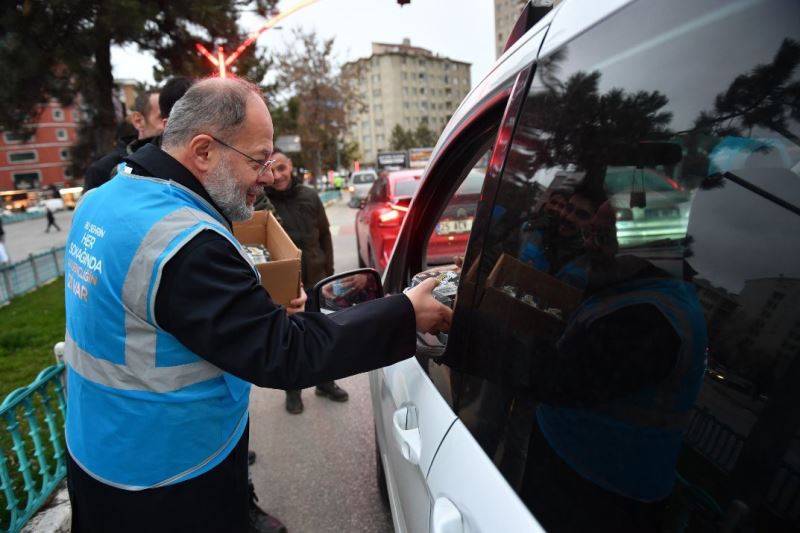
[205,155,256,222]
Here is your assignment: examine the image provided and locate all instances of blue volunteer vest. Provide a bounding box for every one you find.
[536,277,707,501]
[64,167,255,490]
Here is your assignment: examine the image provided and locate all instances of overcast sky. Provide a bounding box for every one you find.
[111,0,497,90]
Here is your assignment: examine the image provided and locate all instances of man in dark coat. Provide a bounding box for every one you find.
[84,89,162,191]
[64,76,451,533]
[265,150,346,414]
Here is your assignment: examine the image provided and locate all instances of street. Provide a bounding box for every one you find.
[2,211,73,261]
[7,196,394,532]
[249,196,394,532]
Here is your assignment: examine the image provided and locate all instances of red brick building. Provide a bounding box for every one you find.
[0,100,82,192]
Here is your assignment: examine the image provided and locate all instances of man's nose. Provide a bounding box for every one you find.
[259,169,275,187]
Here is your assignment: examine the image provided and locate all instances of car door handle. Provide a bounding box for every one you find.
[432,496,463,533]
[392,406,421,465]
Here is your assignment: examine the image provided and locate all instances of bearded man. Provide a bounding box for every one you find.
[63,76,451,533]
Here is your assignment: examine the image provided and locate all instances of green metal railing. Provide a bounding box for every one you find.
[0,361,66,533]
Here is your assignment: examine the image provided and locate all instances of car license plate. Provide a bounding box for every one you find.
[436,218,473,235]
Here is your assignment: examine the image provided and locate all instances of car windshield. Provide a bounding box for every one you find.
[393,179,421,198]
[352,173,376,184]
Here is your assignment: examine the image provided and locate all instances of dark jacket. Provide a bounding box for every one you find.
[84,135,159,191]
[266,177,334,286]
[125,144,415,389]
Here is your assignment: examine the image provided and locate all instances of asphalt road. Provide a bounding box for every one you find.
[248,194,395,533]
[2,210,73,261]
[7,195,395,533]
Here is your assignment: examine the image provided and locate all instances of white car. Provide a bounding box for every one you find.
[348,170,378,207]
[339,1,799,532]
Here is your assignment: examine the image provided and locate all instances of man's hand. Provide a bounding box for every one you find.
[286,287,307,316]
[404,278,453,334]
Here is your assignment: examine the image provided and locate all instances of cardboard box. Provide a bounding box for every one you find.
[232,210,301,306]
[478,253,583,338]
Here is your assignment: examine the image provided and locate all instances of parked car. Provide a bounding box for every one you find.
[348,170,379,207]
[326,0,800,532]
[355,169,423,272]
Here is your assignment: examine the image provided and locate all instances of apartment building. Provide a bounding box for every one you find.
[343,39,471,165]
[0,100,83,191]
[495,0,528,58]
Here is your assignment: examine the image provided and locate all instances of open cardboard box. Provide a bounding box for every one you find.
[232,210,301,306]
[478,253,583,338]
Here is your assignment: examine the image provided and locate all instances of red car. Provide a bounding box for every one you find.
[356,169,484,272]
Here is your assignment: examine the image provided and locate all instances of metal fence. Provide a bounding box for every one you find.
[0,214,45,226]
[0,362,66,533]
[0,247,64,306]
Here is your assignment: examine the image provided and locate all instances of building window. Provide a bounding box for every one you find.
[60,148,69,160]
[402,72,408,80]
[56,129,68,141]
[420,87,426,95]
[8,151,37,163]
[403,87,409,96]
[12,171,41,189]
[403,102,410,110]
[372,88,381,97]
[3,132,28,144]
[71,110,81,122]
[53,109,65,121]
[375,119,384,127]
[64,167,74,178]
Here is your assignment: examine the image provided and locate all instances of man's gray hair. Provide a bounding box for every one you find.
[161,77,264,149]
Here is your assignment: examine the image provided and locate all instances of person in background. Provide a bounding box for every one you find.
[44,207,61,233]
[84,89,162,191]
[85,77,197,192]
[265,149,348,414]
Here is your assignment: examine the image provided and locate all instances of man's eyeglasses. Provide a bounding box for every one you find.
[207,134,275,178]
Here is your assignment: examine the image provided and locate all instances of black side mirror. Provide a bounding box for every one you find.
[310,268,384,314]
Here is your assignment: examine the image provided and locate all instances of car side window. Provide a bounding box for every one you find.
[450,1,800,531]
[423,150,491,272]
[367,179,386,204]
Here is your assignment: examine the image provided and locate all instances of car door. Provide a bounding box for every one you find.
[425,2,800,533]
[371,19,549,529]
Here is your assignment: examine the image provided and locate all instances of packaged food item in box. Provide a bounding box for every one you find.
[404,269,461,308]
[243,244,271,265]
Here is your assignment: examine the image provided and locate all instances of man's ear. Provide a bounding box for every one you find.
[131,112,145,132]
[188,135,214,176]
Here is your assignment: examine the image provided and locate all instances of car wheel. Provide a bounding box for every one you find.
[374,426,389,506]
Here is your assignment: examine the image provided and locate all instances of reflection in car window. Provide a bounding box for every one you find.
[449,0,800,531]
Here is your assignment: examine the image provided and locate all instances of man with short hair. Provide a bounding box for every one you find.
[64,76,451,533]
[84,89,163,191]
[265,149,347,414]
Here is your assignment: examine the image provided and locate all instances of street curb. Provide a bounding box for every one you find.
[21,482,70,533]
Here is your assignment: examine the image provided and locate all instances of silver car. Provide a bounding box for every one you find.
[348,170,378,207]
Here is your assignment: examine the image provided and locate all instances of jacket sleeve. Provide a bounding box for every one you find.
[154,230,416,388]
[316,195,334,276]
